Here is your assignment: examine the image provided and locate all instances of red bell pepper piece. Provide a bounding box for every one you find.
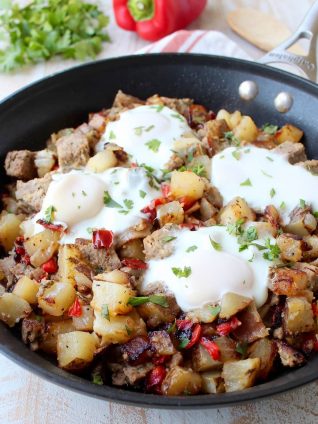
[176,319,193,331]
[216,316,241,336]
[68,297,82,318]
[92,229,114,249]
[41,257,58,274]
[113,0,207,41]
[200,337,220,361]
[121,258,148,269]
[146,365,166,393]
[185,323,202,349]
[312,303,318,317]
[152,355,170,365]
[36,219,65,232]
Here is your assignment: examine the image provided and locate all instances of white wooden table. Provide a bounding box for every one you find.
[1,1,317,423]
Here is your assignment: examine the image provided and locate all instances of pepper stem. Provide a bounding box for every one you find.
[127,0,154,21]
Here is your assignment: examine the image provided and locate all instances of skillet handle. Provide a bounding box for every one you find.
[258,1,318,82]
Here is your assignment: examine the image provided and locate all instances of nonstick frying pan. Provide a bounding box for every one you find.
[1,4,318,410]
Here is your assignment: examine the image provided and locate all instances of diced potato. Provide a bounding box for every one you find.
[0,293,32,327]
[118,239,145,261]
[58,244,91,287]
[285,207,317,236]
[24,229,60,267]
[192,344,222,372]
[57,331,97,370]
[232,302,268,343]
[283,296,315,334]
[187,304,219,323]
[216,109,231,128]
[201,371,225,394]
[173,136,202,155]
[38,282,76,316]
[157,201,184,227]
[13,276,39,304]
[264,205,281,233]
[170,170,205,201]
[247,338,276,380]
[229,110,242,130]
[95,270,130,285]
[188,155,211,179]
[72,305,94,331]
[94,310,146,345]
[0,212,23,252]
[276,340,306,367]
[219,197,256,225]
[86,150,118,173]
[39,319,75,354]
[275,124,303,144]
[220,292,252,319]
[137,297,179,328]
[303,235,318,260]
[276,233,304,262]
[161,366,202,396]
[269,267,308,296]
[91,279,135,316]
[222,358,260,392]
[35,149,55,177]
[233,116,258,143]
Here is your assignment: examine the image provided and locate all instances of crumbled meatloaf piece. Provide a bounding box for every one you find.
[149,330,176,355]
[76,123,100,149]
[146,94,193,116]
[143,224,178,260]
[88,113,106,134]
[5,150,37,180]
[15,173,52,213]
[0,256,15,287]
[75,239,121,273]
[112,90,145,109]
[276,341,306,367]
[22,317,45,350]
[298,159,318,175]
[111,362,153,386]
[137,293,180,329]
[273,141,307,164]
[56,131,90,169]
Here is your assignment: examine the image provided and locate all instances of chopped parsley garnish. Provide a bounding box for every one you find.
[244,148,251,153]
[240,178,252,187]
[262,239,281,261]
[186,245,198,253]
[178,338,190,349]
[170,113,185,122]
[139,190,146,199]
[145,139,161,153]
[125,325,132,336]
[280,201,286,210]
[227,218,245,236]
[123,199,134,210]
[139,163,161,189]
[172,266,192,278]
[92,372,103,385]
[313,211,318,218]
[266,156,274,162]
[209,236,222,251]
[262,123,278,135]
[134,126,144,136]
[162,235,177,243]
[101,304,110,321]
[82,190,87,196]
[299,199,306,208]
[270,188,276,198]
[236,341,248,356]
[145,124,155,132]
[167,319,177,334]
[191,164,207,177]
[44,205,56,223]
[208,305,221,317]
[103,191,122,208]
[118,210,129,215]
[72,192,76,197]
[237,226,259,252]
[261,170,273,178]
[127,295,169,308]
[150,104,164,112]
[109,130,116,140]
[224,131,240,146]
[232,149,241,160]
[86,227,93,234]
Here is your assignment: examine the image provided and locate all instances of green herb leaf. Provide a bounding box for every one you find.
[178,338,190,349]
[167,319,177,334]
[299,199,306,208]
[262,238,281,261]
[162,235,177,243]
[109,130,116,140]
[191,164,207,177]
[123,199,134,210]
[92,372,103,385]
[313,211,318,218]
[270,188,276,198]
[82,190,87,196]
[186,245,198,253]
[170,113,185,122]
[134,126,144,136]
[44,205,56,223]
[101,304,110,321]
[103,191,122,208]
[236,341,248,356]
[125,325,132,336]
[209,236,222,251]
[266,156,274,162]
[208,305,221,317]
[145,124,155,132]
[261,123,278,135]
[150,104,164,112]
[240,178,252,187]
[280,201,286,210]
[224,131,240,146]
[127,295,169,308]
[232,149,241,160]
[86,227,93,234]
[227,218,245,236]
[145,139,161,153]
[261,170,272,178]
[172,266,192,278]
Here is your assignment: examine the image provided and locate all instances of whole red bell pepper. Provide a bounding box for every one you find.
[113,0,207,41]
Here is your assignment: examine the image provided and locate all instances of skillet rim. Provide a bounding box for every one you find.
[0,52,318,408]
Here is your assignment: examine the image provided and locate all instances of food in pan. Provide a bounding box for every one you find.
[1,90,317,396]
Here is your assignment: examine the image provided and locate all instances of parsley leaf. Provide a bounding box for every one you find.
[232,149,241,160]
[236,341,248,356]
[125,325,132,336]
[109,130,116,140]
[266,156,274,162]
[208,305,221,317]
[262,123,278,135]
[191,164,207,177]
[224,131,240,146]
[270,188,276,198]
[139,190,146,199]
[170,113,185,122]
[162,236,177,243]
[145,124,155,132]
[44,205,56,223]
[262,239,281,261]
[299,199,306,208]
[172,266,192,278]
[134,126,144,136]
[145,139,161,153]
[240,178,252,187]
[150,104,164,112]
[92,372,103,385]
[261,170,273,178]
[127,295,169,308]
[209,236,222,251]
[178,338,190,349]
[123,199,134,210]
[280,201,286,210]
[103,191,122,208]
[186,245,198,253]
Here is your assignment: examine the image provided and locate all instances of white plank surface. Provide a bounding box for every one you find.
[0,0,317,423]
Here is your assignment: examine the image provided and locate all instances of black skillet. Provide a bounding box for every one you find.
[1,3,318,409]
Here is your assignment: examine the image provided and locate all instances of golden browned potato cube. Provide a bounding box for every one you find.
[283,296,315,334]
[91,280,135,316]
[201,371,225,394]
[72,305,94,331]
[285,207,317,237]
[137,297,179,328]
[232,302,268,343]
[222,358,260,392]
[216,109,231,128]
[24,229,60,267]
[0,293,32,327]
[95,270,130,285]
[229,110,242,129]
[57,331,97,370]
[161,366,202,396]
[233,116,258,143]
[0,212,23,252]
[303,235,318,260]
[275,124,303,144]
[157,201,184,227]
[13,276,39,304]
[170,170,205,201]
[219,197,256,225]
[58,244,91,287]
[192,344,222,372]
[94,310,146,345]
[86,150,118,173]
[38,282,76,316]
[276,234,304,262]
[220,292,252,319]
[247,338,277,380]
[269,267,308,296]
[118,239,145,261]
[39,319,75,354]
[186,304,219,323]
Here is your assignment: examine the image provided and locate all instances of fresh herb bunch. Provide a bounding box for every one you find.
[0,0,110,72]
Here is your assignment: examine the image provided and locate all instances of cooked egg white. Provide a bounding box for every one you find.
[95,105,194,170]
[27,167,159,243]
[211,145,318,224]
[141,226,272,312]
